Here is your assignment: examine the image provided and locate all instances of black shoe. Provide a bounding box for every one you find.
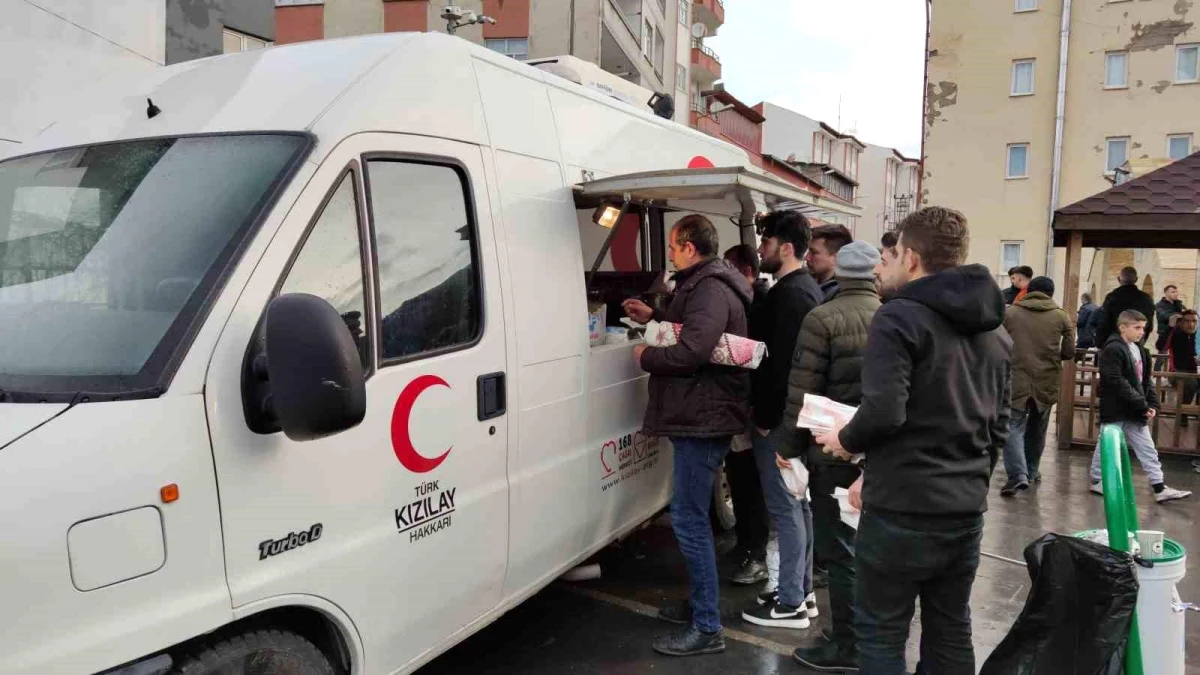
[657,600,692,625]
[756,589,778,606]
[1000,477,1029,497]
[812,566,830,589]
[731,557,768,585]
[793,641,860,672]
[741,602,810,629]
[652,625,726,656]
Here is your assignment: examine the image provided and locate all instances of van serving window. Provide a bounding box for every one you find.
[366,159,482,363]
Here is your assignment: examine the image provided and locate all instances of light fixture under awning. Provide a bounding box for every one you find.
[572,166,862,225]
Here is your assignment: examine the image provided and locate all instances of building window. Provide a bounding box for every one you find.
[1011,60,1035,96]
[1105,51,1129,89]
[1106,137,1129,173]
[679,1,688,25]
[366,160,482,363]
[676,64,687,91]
[1177,44,1199,83]
[1015,0,1037,11]
[1169,134,1193,160]
[1006,143,1029,179]
[1002,242,1023,270]
[486,38,528,60]
[642,19,653,58]
[222,28,270,53]
[654,28,666,76]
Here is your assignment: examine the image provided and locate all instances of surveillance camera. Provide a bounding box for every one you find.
[484,16,497,24]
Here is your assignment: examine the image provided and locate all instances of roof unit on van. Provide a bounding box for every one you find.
[529,56,654,113]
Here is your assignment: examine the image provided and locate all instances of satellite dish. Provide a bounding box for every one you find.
[691,23,708,40]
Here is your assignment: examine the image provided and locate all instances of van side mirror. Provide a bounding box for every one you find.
[260,293,367,441]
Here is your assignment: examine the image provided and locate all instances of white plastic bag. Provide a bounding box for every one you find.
[780,458,809,498]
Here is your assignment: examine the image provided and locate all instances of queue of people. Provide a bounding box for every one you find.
[625,207,1196,672]
[625,207,1012,673]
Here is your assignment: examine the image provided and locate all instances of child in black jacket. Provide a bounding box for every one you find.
[1089,310,1191,502]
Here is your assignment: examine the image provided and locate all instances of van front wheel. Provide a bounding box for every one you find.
[171,628,336,675]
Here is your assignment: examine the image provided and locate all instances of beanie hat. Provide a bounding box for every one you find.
[835,240,881,281]
[1028,276,1055,296]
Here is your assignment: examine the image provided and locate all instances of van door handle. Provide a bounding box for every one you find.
[476,372,506,421]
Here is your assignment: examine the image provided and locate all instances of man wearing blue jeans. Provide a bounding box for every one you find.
[625,214,753,657]
[739,211,822,631]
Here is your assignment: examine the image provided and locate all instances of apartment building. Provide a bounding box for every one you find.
[758,103,878,235]
[923,0,1200,287]
[860,145,921,242]
[275,0,724,126]
[1,0,274,153]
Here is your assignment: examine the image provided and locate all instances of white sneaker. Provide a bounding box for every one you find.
[805,592,820,618]
[1089,482,1104,495]
[1155,486,1192,503]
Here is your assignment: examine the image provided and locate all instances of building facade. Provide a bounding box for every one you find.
[275,0,723,126]
[1,0,274,154]
[924,0,1200,286]
[860,145,920,243]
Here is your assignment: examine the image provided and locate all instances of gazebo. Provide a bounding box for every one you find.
[1052,153,1200,455]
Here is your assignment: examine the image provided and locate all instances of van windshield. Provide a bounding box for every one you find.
[0,134,307,401]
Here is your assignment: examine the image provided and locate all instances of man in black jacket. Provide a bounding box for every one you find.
[624,215,753,656]
[1154,284,1185,352]
[1095,266,1155,347]
[1088,310,1191,503]
[816,207,1012,675]
[738,210,823,631]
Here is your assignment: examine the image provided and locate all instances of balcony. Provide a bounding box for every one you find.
[690,108,721,138]
[693,0,724,33]
[691,39,721,86]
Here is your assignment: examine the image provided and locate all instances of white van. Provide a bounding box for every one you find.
[0,33,858,675]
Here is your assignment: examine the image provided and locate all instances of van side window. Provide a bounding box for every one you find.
[366,160,481,363]
[279,171,370,369]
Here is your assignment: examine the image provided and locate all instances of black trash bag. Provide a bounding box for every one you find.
[980,533,1139,675]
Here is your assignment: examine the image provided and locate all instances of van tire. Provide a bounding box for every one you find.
[711,463,736,532]
[170,628,336,675]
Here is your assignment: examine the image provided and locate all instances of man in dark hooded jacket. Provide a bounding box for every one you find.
[815,207,1012,675]
[624,215,752,657]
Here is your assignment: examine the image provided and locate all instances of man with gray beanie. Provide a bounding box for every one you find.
[779,240,882,671]
[1000,275,1074,496]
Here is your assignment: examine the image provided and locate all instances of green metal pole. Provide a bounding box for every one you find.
[1099,424,1143,675]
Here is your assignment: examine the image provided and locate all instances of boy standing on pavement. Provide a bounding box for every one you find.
[624,215,753,656]
[780,241,882,671]
[1089,310,1192,503]
[999,276,1075,496]
[739,211,822,631]
[815,207,1012,675]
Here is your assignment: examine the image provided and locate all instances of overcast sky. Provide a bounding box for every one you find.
[707,0,926,157]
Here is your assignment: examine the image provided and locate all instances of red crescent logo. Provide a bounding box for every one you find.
[391,375,452,473]
[688,156,715,169]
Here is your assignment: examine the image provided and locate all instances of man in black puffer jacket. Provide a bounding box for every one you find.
[624,215,752,658]
[816,207,1012,675]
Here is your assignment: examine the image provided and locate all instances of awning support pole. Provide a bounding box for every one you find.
[1057,230,1083,450]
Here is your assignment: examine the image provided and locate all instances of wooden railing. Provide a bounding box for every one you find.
[1066,348,1200,457]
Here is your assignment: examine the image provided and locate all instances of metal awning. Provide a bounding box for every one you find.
[572,166,862,224]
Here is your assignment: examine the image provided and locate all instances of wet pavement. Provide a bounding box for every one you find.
[418,442,1199,674]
